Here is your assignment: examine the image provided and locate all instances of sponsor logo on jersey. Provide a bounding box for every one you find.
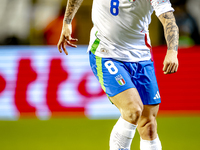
[157,0,169,4]
[115,74,126,86]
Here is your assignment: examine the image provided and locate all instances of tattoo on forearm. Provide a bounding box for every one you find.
[162,12,174,19]
[64,0,83,24]
[160,12,179,51]
[65,19,72,24]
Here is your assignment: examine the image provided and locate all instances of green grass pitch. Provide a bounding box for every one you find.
[0,117,200,150]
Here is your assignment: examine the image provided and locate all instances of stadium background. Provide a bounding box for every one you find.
[0,0,200,150]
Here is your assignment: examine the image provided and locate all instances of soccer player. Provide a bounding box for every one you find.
[57,0,179,150]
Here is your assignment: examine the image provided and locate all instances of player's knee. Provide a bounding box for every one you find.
[122,106,143,124]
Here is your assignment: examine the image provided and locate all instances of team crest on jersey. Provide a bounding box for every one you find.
[128,0,136,3]
[115,75,126,86]
[156,0,169,4]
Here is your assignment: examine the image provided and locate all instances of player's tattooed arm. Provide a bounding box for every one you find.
[57,0,83,55]
[158,11,179,51]
[64,0,83,24]
[158,11,179,74]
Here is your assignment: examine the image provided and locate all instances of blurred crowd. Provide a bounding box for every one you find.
[0,0,73,45]
[169,0,200,47]
[0,0,199,47]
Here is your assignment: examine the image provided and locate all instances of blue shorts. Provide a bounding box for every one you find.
[89,51,161,105]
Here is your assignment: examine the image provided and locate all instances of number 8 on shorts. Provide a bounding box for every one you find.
[105,60,118,75]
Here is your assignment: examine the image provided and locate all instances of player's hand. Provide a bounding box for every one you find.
[163,50,178,74]
[57,23,78,55]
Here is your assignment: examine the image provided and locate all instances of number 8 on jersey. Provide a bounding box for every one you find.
[110,0,119,16]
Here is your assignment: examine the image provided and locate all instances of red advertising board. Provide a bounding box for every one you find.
[0,46,199,119]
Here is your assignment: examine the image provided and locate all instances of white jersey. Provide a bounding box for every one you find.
[88,0,174,62]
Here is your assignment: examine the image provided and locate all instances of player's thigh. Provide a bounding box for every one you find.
[110,88,143,124]
[89,52,143,123]
[110,88,143,112]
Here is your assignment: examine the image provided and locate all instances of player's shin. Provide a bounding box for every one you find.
[109,116,137,150]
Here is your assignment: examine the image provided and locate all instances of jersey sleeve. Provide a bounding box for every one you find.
[151,0,174,17]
